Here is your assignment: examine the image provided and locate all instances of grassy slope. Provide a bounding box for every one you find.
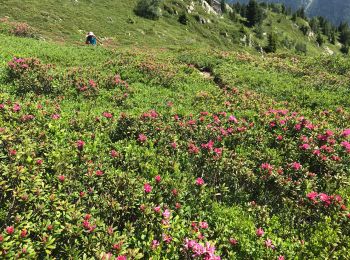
[0,0,340,54]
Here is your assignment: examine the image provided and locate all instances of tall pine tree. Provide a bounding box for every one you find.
[246,0,263,27]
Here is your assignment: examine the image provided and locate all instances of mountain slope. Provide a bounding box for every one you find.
[0,0,341,56]
[308,0,350,25]
[232,0,350,25]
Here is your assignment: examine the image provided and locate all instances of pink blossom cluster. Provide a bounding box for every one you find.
[82,214,96,233]
[141,110,158,120]
[307,192,346,209]
[184,239,220,260]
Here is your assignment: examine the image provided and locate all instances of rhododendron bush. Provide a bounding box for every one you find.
[0,46,349,259]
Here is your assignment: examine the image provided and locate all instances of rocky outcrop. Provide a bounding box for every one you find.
[200,0,218,15]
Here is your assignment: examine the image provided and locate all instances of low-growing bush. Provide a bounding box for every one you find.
[134,0,163,20]
[0,18,37,38]
[295,42,307,55]
[6,57,56,94]
[178,13,189,25]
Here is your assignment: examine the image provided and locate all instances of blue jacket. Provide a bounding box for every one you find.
[86,35,97,45]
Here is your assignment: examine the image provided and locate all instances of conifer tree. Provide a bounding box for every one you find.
[265,32,277,53]
[316,33,324,46]
[246,0,263,27]
[339,23,350,45]
[221,0,227,14]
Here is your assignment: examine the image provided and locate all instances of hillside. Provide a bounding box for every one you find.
[0,0,342,55]
[0,0,350,259]
[308,0,350,25]
[232,0,350,25]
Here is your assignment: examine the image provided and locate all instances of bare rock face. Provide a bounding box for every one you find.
[199,0,218,15]
[187,1,195,14]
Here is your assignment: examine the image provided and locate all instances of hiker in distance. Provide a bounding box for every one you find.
[85,32,102,46]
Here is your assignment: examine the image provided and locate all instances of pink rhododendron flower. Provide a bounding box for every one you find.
[278,256,285,260]
[116,256,127,260]
[213,148,222,156]
[294,124,302,131]
[229,238,238,245]
[58,175,65,182]
[325,129,334,137]
[170,142,177,149]
[153,206,161,213]
[162,233,172,244]
[188,143,200,154]
[264,238,274,249]
[201,140,214,150]
[21,114,35,122]
[199,221,209,229]
[197,233,204,240]
[5,226,14,235]
[341,141,350,152]
[96,170,104,176]
[261,163,273,172]
[89,79,96,88]
[228,115,238,123]
[300,143,310,150]
[184,239,221,259]
[319,193,331,206]
[196,177,205,186]
[138,134,147,143]
[20,229,27,238]
[256,227,264,237]
[112,242,123,251]
[36,159,43,165]
[313,149,321,156]
[172,188,178,196]
[162,209,171,219]
[342,129,350,137]
[144,183,152,193]
[102,112,113,118]
[76,140,85,151]
[12,103,21,112]
[155,175,161,183]
[291,162,302,171]
[110,150,119,158]
[51,114,60,120]
[151,240,160,249]
[307,191,318,201]
[334,195,343,203]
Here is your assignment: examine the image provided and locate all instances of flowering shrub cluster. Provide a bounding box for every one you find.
[6,57,55,94]
[0,17,36,38]
[0,50,349,259]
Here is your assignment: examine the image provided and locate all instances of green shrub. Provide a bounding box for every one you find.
[295,42,307,55]
[134,0,163,20]
[340,44,349,54]
[6,57,56,94]
[0,18,37,38]
[178,13,189,25]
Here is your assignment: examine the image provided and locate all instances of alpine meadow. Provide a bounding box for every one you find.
[0,0,349,259]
